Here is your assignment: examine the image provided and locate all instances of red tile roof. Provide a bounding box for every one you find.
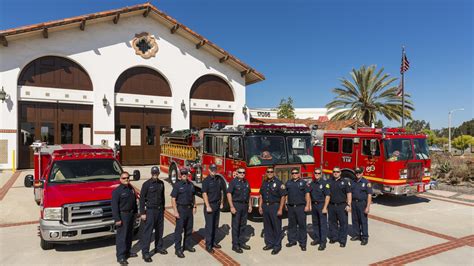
[250,118,366,130]
[0,3,264,85]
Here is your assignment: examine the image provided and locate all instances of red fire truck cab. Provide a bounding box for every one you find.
[160,124,315,209]
[313,127,434,196]
[24,142,141,250]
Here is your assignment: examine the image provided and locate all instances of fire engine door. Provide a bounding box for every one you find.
[358,138,382,179]
[340,138,354,169]
[226,136,244,179]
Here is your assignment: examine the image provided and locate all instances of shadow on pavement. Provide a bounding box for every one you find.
[373,195,430,207]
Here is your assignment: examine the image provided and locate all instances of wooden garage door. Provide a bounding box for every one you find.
[115,107,171,166]
[190,111,234,130]
[18,102,92,169]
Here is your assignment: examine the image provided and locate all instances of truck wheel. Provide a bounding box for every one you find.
[169,164,178,185]
[40,236,54,250]
[342,171,356,182]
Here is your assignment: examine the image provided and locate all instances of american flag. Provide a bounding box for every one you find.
[400,53,410,74]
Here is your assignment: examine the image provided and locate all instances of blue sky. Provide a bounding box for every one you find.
[1,0,472,129]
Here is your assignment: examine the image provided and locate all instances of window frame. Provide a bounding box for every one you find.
[325,137,340,153]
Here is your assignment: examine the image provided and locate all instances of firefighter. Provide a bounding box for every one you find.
[171,168,197,258]
[285,168,311,251]
[140,166,167,263]
[112,172,138,265]
[227,167,252,253]
[202,164,225,253]
[328,167,352,248]
[258,166,287,255]
[350,167,373,245]
[309,168,330,251]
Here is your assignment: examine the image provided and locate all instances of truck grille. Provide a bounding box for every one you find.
[407,162,423,183]
[62,200,112,225]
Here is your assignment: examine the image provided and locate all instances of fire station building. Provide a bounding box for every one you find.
[0,3,264,169]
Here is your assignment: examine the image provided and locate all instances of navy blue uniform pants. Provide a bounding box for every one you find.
[262,203,282,249]
[204,202,221,249]
[287,205,307,247]
[231,202,248,248]
[116,212,135,260]
[328,204,348,244]
[351,200,369,240]
[311,202,328,245]
[140,208,164,257]
[174,206,193,251]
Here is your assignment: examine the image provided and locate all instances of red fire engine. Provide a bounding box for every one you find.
[313,127,433,196]
[160,124,315,208]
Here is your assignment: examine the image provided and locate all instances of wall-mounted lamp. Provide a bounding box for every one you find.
[242,105,248,114]
[0,87,9,103]
[102,94,109,107]
[181,100,186,112]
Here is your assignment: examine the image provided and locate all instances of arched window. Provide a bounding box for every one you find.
[115,67,171,96]
[190,75,234,101]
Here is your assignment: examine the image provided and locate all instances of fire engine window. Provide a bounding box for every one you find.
[61,123,73,144]
[130,126,141,146]
[342,138,353,154]
[20,122,35,146]
[229,137,243,159]
[204,135,214,154]
[146,126,156,146]
[115,125,126,146]
[326,138,339,152]
[287,136,314,163]
[79,124,91,145]
[215,137,225,156]
[40,123,55,144]
[383,138,413,161]
[245,136,287,166]
[362,139,380,156]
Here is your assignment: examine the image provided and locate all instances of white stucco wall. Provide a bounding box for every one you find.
[0,14,249,169]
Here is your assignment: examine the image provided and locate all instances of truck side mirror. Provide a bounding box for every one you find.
[24,174,34,187]
[132,170,141,181]
[370,139,377,155]
[33,180,44,189]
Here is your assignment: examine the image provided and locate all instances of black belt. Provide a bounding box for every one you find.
[209,201,221,204]
[353,199,367,202]
[120,210,134,213]
[233,200,248,204]
[312,201,322,204]
[330,202,347,206]
[287,203,305,207]
[146,206,163,209]
[263,201,279,205]
[177,204,194,208]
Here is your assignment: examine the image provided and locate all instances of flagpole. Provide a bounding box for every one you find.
[401,46,405,128]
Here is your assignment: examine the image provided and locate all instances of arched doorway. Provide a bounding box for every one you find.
[114,67,172,165]
[189,75,234,129]
[18,56,93,168]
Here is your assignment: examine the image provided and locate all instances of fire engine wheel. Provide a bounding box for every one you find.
[169,164,178,185]
[40,236,54,250]
[341,170,356,182]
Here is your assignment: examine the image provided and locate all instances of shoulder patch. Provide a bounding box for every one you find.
[281,184,286,189]
[367,183,372,188]
[326,184,330,188]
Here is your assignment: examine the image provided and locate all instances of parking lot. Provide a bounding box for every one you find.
[0,167,473,265]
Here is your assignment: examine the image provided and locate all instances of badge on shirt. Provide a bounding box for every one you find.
[341,181,344,185]
[273,183,276,188]
[368,183,372,188]
[281,184,286,189]
[319,184,323,189]
[362,183,366,187]
[299,181,303,186]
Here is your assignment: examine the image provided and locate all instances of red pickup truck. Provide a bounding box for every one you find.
[24,142,141,250]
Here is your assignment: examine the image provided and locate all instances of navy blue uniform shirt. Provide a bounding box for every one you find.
[112,184,137,222]
[170,180,195,205]
[285,179,310,205]
[202,175,224,203]
[227,178,250,202]
[351,177,373,200]
[309,178,331,202]
[329,177,351,204]
[140,178,165,214]
[259,177,287,203]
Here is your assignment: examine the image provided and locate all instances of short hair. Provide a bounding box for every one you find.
[314,168,322,172]
[121,171,130,178]
[291,167,300,173]
[333,166,341,171]
[266,166,274,171]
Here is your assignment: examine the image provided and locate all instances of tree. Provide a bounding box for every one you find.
[406,120,430,132]
[277,97,295,119]
[375,119,384,128]
[457,119,474,136]
[421,129,436,146]
[452,135,474,151]
[326,65,414,126]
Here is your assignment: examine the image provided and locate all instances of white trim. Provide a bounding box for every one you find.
[114,93,173,109]
[189,99,234,112]
[18,85,93,104]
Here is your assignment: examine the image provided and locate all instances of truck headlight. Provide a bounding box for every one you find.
[424,168,431,177]
[399,169,407,179]
[44,207,62,221]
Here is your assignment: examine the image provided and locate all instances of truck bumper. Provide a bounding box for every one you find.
[39,218,139,243]
[373,180,437,196]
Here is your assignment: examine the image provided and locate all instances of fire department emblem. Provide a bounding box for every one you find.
[91,208,103,217]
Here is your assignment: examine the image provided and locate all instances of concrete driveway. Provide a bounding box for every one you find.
[0,167,472,265]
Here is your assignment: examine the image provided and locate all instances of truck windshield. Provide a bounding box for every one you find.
[48,159,123,183]
[413,138,430,159]
[287,136,314,163]
[383,139,414,162]
[245,136,287,166]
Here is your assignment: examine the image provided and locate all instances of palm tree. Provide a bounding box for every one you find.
[326,65,414,126]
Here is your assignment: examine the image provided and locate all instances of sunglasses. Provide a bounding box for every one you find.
[333,171,341,173]
[237,171,245,174]
[266,170,274,173]
[314,172,322,175]
[120,177,130,180]
[291,172,299,175]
